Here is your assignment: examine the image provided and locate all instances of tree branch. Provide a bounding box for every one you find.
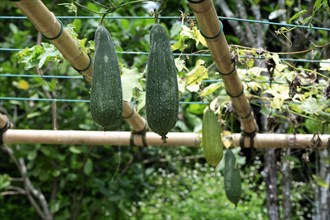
[215,0,245,43]
[3,145,53,220]
[281,148,292,220]
[249,3,265,48]
[235,0,255,46]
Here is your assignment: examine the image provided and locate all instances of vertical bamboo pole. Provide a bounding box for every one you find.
[187,0,258,137]
[0,113,8,128]
[13,0,147,133]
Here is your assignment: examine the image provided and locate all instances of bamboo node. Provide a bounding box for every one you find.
[122,106,135,119]
[72,54,92,74]
[0,120,11,145]
[226,87,244,99]
[187,0,206,4]
[129,125,147,147]
[240,108,252,120]
[311,133,322,148]
[239,129,257,148]
[219,65,236,76]
[200,22,223,39]
[41,18,63,40]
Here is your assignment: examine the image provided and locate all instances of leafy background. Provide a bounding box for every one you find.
[0,0,329,219]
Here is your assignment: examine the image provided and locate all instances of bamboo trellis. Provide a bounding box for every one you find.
[0,0,328,149]
[1,128,329,149]
[12,0,146,133]
[187,0,258,136]
[0,112,329,148]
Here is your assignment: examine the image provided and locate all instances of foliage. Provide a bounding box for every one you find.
[0,0,329,219]
[131,162,267,220]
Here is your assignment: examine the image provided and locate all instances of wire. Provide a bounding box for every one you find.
[0,73,83,79]
[0,96,209,105]
[0,73,290,86]
[1,48,329,63]
[0,15,329,31]
[0,96,306,107]
[0,97,89,103]
[0,48,21,52]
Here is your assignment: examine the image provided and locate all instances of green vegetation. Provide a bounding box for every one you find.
[0,0,329,219]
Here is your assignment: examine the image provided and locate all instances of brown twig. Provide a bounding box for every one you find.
[3,145,53,220]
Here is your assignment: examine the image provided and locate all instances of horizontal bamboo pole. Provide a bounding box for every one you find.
[4,130,201,147]
[3,130,330,148]
[187,0,258,135]
[13,0,147,133]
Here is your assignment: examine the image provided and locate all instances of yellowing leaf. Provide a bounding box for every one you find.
[175,58,188,72]
[171,25,208,51]
[121,67,143,102]
[18,80,29,90]
[185,59,208,92]
[222,130,232,149]
[192,27,207,48]
[320,59,330,71]
[245,81,262,92]
[171,38,187,51]
[264,84,290,109]
[200,82,221,97]
[270,95,285,109]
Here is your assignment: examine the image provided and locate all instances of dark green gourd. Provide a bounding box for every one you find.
[90,26,122,129]
[224,149,242,207]
[146,24,179,142]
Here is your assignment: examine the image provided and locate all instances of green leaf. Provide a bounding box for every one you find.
[50,201,61,213]
[288,10,308,23]
[171,25,207,51]
[320,59,330,71]
[174,57,188,72]
[200,82,222,97]
[312,175,329,188]
[17,45,44,69]
[26,112,41,120]
[313,0,323,13]
[245,57,255,69]
[0,174,11,191]
[269,9,287,20]
[38,43,63,68]
[84,159,93,176]
[121,67,143,102]
[300,97,328,114]
[187,103,207,115]
[186,59,208,92]
[28,150,38,160]
[171,37,187,52]
[264,84,290,109]
[69,146,82,154]
[17,43,63,70]
[136,91,145,113]
[185,112,202,132]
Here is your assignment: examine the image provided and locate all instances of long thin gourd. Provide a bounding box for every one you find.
[90,26,122,129]
[146,24,179,142]
[224,149,242,207]
[202,106,223,167]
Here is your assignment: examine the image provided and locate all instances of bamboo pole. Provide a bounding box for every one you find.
[3,129,330,149]
[4,130,201,147]
[0,113,8,128]
[15,0,93,81]
[187,0,258,135]
[13,0,147,132]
